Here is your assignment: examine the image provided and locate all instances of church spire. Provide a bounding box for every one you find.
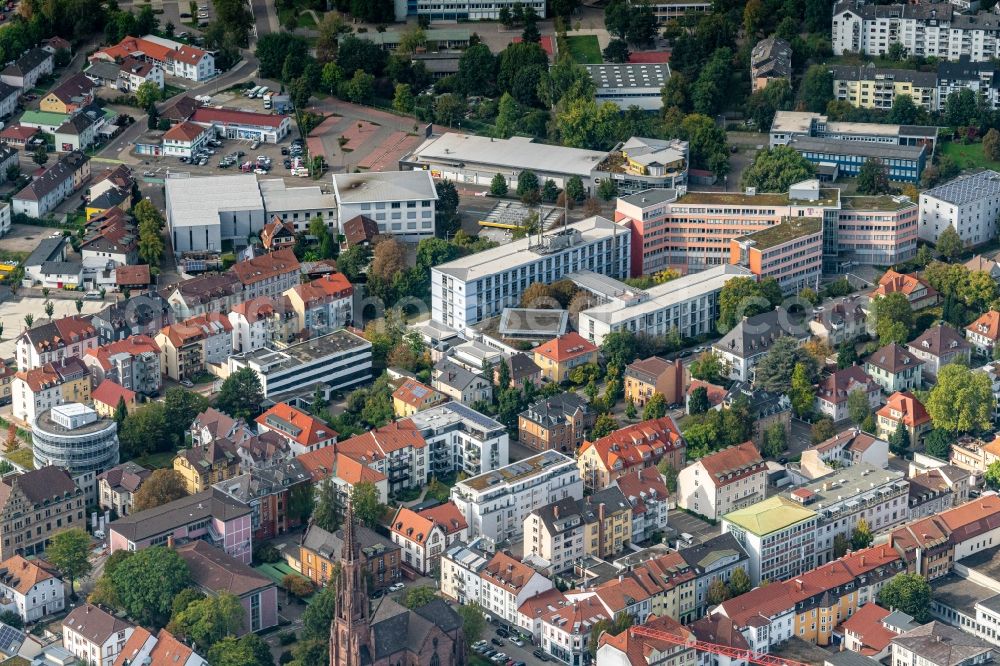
[330,501,372,666]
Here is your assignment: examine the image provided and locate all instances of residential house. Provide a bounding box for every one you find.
[332,419,430,496]
[342,214,379,248]
[540,595,610,666]
[92,35,215,82]
[615,467,670,544]
[0,466,85,559]
[909,468,960,519]
[173,437,240,494]
[115,57,164,92]
[97,462,150,517]
[582,486,633,559]
[677,442,766,521]
[39,73,96,114]
[91,295,174,345]
[713,307,811,382]
[809,295,868,345]
[15,315,98,371]
[108,488,252,563]
[597,616,696,666]
[12,357,91,425]
[255,402,338,456]
[91,379,137,418]
[155,312,233,381]
[967,310,1000,355]
[0,360,15,407]
[840,602,917,659]
[0,555,64,623]
[296,447,389,508]
[231,249,300,301]
[432,358,492,404]
[62,604,134,666]
[227,295,298,354]
[873,269,939,310]
[624,356,686,407]
[578,416,686,491]
[82,334,162,396]
[392,378,448,417]
[534,332,599,383]
[161,121,211,158]
[79,209,137,263]
[865,342,924,393]
[814,366,881,422]
[877,390,932,446]
[162,272,242,319]
[479,550,553,626]
[750,36,792,92]
[212,460,310,541]
[12,151,90,218]
[0,48,53,90]
[389,502,468,575]
[907,324,971,379]
[298,522,401,589]
[678,533,749,621]
[890,622,994,666]
[175,540,278,633]
[518,393,594,453]
[115,266,150,290]
[260,216,295,252]
[0,83,20,120]
[113,628,208,666]
[283,272,354,337]
[524,497,591,574]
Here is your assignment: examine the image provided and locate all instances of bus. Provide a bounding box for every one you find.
[255,86,269,98]
[245,85,262,98]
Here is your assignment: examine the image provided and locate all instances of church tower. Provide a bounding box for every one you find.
[329,504,373,666]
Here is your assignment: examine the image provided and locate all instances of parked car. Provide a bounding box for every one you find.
[369,589,383,599]
[511,638,524,647]
[388,582,404,592]
[180,379,194,388]
[532,650,550,662]
[491,639,503,647]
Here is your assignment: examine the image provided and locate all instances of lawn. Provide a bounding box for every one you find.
[565,35,602,64]
[297,12,316,27]
[6,447,33,470]
[163,83,185,98]
[133,450,176,469]
[939,140,1000,171]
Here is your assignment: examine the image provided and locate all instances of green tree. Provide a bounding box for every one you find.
[755,338,819,394]
[592,414,620,438]
[345,69,375,104]
[888,94,921,125]
[945,87,978,126]
[625,399,637,420]
[925,362,994,434]
[847,389,873,426]
[837,341,859,369]
[600,330,638,371]
[789,362,814,419]
[597,179,618,201]
[761,421,787,458]
[392,83,414,113]
[833,533,849,558]
[169,591,244,648]
[135,80,161,109]
[313,478,341,532]
[688,386,710,414]
[746,79,794,133]
[207,634,274,666]
[32,145,48,167]
[555,98,622,150]
[985,128,1000,162]
[870,293,913,345]
[811,417,836,444]
[889,420,911,456]
[887,41,907,61]
[216,367,264,420]
[850,518,874,551]
[800,65,834,113]
[113,396,128,425]
[172,588,206,618]
[164,387,209,447]
[877,573,932,622]
[350,482,384,528]
[602,39,630,63]
[936,225,964,261]
[923,428,952,459]
[717,276,771,332]
[516,170,540,197]
[132,469,188,512]
[402,586,437,608]
[728,567,751,596]
[494,92,518,140]
[47,528,92,596]
[457,43,496,96]
[566,175,586,202]
[741,145,815,192]
[456,602,485,645]
[102,546,191,628]
[857,158,892,195]
[434,93,464,127]
[986,460,1000,490]
[119,402,168,458]
[490,173,509,196]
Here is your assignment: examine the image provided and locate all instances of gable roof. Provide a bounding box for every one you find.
[534,332,597,363]
[92,379,136,408]
[0,555,59,595]
[579,416,685,471]
[816,365,878,406]
[697,442,765,487]
[865,342,923,374]
[390,502,467,544]
[115,264,151,286]
[163,120,208,143]
[44,72,95,106]
[967,310,1000,342]
[63,604,133,644]
[230,248,299,286]
[875,269,936,299]
[599,615,692,666]
[714,307,809,359]
[256,402,337,449]
[908,324,970,358]
[840,602,896,655]
[479,551,539,594]
[392,378,446,410]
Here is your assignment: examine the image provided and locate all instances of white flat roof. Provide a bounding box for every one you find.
[332,170,437,204]
[585,63,670,89]
[433,216,623,282]
[259,179,337,213]
[165,174,264,229]
[408,133,609,178]
[581,264,753,325]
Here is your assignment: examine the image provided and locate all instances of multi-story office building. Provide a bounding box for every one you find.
[831,64,939,111]
[729,217,823,294]
[833,0,1000,62]
[32,403,119,502]
[919,170,1000,246]
[431,217,629,330]
[645,0,711,22]
[786,463,910,565]
[722,495,819,585]
[397,0,545,21]
[228,329,372,399]
[450,450,584,542]
[332,171,437,241]
[585,64,670,111]
[837,194,919,266]
[577,265,754,345]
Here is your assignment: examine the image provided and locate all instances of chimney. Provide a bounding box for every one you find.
[599,503,606,521]
[553,504,560,519]
[167,535,175,549]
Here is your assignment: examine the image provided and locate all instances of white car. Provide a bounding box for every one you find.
[388,582,405,592]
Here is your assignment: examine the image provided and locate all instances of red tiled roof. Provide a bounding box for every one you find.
[159,311,232,347]
[0,124,40,142]
[600,615,692,666]
[85,334,160,370]
[534,332,597,363]
[115,264,151,286]
[392,378,445,410]
[840,602,895,655]
[480,551,539,594]
[580,416,685,472]
[336,419,426,462]
[877,391,931,428]
[163,120,208,142]
[875,269,936,299]
[230,248,300,286]
[256,402,337,448]
[290,272,353,303]
[968,310,1000,342]
[816,366,879,406]
[92,379,136,408]
[697,442,765,487]
[390,501,467,544]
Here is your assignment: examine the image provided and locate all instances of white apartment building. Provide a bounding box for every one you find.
[833,0,1000,61]
[785,463,909,566]
[0,555,65,623]
[478,550,553,625]
[616,467,670,545]
[919,170,1000,247]
[450,450,584,542]
[677,442,767,522]
[15,315,98,371]
[440,538,489,606]
[228,329,373,398]
[432,217,630,330]
[409,401,510,479]
[577,265,753,345]
[284,273,354,339]
[63,604,134,666]
[332,171,437,241]
[721,495,819,586]
[227,296,298,354]
[389,502,468,576]
[523,497,588,574]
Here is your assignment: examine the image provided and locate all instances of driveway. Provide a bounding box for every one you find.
[667,508,720,546]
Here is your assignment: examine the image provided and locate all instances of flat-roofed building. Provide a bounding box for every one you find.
[831,64,939,111]
[450,450,584,542]
[164,174,266,255]
[228,329,373,398]
[838,194,919,266]
[722,495,819,585]
[431,217,630,330]
[920,170,1000,247]
[585,63,670,111]
[259,179,337,233]
[730,216,823,294]
[332,170,437,241]
[646,0,711,22]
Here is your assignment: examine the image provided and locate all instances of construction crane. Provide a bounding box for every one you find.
[630,626,812,666]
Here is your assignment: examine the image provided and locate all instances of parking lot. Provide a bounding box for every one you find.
[667,508,721,547]
[474,624,549,666]
[134,131,305,180]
